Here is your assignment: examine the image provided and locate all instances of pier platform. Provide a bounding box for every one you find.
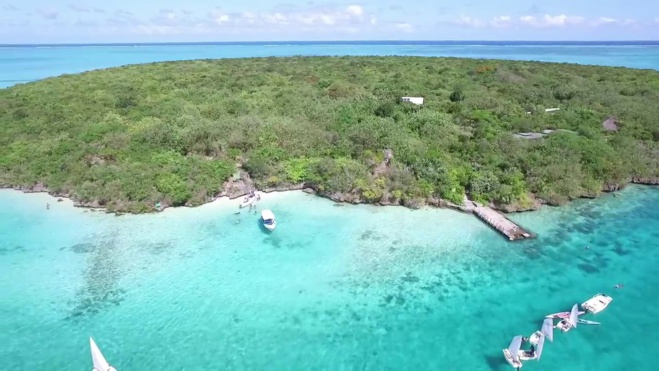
[473,205,534,241]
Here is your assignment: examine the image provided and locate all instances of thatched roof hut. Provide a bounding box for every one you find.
[602,116,619,132]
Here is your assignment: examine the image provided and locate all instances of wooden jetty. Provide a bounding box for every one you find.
[473,205,534,241]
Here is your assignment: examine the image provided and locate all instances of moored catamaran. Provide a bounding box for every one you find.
[545,309,585,319]
[503,335,525,369]
[503,293,612,368]
[555,304,580,333]
[521,318,554,361]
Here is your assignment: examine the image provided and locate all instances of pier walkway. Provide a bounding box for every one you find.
[472,204,534,241]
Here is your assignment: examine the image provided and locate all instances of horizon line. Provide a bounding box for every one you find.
[1,40,659,47]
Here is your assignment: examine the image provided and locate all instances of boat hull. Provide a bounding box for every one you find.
[581,294,613,314]
[518,350,538,361]
[502,349,523,368]
[556,320,574,333]
[239,197,257,208]
[263,222,276,231]
[545,310,585,319]
[577,318,601,325]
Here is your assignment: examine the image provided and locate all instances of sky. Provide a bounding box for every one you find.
[0,0,658,43]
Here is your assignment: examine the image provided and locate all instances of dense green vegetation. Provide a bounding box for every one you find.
[1,57,658,213]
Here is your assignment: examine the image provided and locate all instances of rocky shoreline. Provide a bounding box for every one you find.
[2,172,657,216]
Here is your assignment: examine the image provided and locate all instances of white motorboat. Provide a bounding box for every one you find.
[555,304,579,333]
[239,191,260,208]
[502,335,524,368]
[90,337,116,371]
[261,209,276,231]
[581,293,612,314]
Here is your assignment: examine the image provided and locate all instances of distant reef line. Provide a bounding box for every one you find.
[2,174,657,216]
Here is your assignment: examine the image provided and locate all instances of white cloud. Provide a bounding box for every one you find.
[597,17,618,24]
[207,4,373,28]
[4,4,381,38]
[115,9,133,18]
[74,19,97,27]
[69,4,90,12]
[37,7,59,20]
[346,5,364,17]
[453,15,512,28]
[591,17,636,26]
[453,14,638,29]
[490,16,512,28]
[519,14,584,27]
[150,9,182,26]
[209,9,231,25]
[453,16,484,28]
[394,23,413,33]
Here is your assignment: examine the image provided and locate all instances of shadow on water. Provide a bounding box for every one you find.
[0,244,26,255]
[65,234,126,320]
[484,353,509,370]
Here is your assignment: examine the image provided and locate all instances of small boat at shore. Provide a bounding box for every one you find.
[502,335,524,368]
[581,293,613,314]
[261,209,276,231]
[90,337,116,371]
[239,191,260,208]
[555,304,579,333]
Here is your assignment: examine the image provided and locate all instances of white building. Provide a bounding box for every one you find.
[401,96,424,105]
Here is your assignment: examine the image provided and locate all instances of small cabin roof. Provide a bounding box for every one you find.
[401,97,424,105]
[602,116,619,131]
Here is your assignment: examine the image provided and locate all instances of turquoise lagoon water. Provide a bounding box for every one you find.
[1,187,658,370]
[2,41,659,88]
[2,42,659,370]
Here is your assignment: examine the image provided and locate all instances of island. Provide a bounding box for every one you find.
[1,56,658,216]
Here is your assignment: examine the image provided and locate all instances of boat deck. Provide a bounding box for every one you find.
[473,206,534,241]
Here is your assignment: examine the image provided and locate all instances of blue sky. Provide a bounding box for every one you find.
[1,0,658,43]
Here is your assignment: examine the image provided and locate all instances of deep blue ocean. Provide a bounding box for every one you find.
[1,41,658,370]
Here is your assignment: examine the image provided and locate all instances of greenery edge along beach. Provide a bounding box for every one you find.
[1,56,658,216]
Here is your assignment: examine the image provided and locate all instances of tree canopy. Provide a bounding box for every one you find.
[1,56,657,213]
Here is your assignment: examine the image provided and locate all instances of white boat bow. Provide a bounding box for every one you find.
[502,335,524,368]
[261,209,276,231]
[239,192,260,208]
[90,337,116,371]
